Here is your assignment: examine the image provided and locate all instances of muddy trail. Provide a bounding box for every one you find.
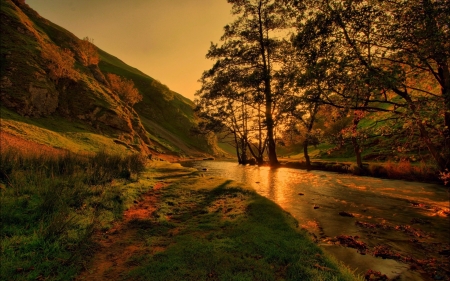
[76,182,165,280]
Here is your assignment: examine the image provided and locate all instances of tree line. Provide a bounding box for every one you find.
[194,0,449,173]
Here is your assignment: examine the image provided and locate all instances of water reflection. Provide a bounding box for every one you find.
[181,160,449,280]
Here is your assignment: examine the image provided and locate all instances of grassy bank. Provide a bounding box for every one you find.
[80,163,361,281]
[281,159,439,183]
[1,148,361,280]
[0,149,148,280]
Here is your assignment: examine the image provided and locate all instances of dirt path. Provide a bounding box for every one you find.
[76,182,166,281]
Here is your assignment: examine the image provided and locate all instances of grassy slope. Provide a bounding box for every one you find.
[278,106,426,164]
[1,107,131,154]
[1,0,214,157]
[97,49,213,156]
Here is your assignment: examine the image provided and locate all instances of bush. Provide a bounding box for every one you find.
[78,36,99,66]
[106,73,142,106]
[383,159,438,181]
[41,42,79,81]
[349,164,362,175]
[368,164,388,178]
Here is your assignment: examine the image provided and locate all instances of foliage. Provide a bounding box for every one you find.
[40,41,78,82]
[78,36,99,66]
[196,0,297,166]
[438,169,450,185]
[290,0,449,171]
[106,73,143,106]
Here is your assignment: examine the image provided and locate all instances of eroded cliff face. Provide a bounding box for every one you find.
[1,0,151,154]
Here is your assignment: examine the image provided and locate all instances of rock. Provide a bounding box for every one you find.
[338,211,354,217]
[28,82,59,116]
[97,111,133,133]
[298,193,304,195]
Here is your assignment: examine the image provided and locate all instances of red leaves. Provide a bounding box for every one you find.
[106,73,142,106]
[364,269,389,281]
[336,235,367,254]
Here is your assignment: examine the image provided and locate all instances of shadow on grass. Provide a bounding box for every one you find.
[121,179,360,281]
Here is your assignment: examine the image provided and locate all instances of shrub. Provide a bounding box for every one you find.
[78,36,99,66]
[106,73,143,106]
[384,160,413,179]
[368,164,388,178]
[41,41,78,82]
[349,164,362,175]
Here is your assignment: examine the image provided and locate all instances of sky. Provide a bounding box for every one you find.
[26,0,234,101]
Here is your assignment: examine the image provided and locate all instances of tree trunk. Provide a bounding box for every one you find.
[265,102,278,166]
[303,139,311,168]
[257,1,278,167]
[234,133,242,164]
[438,64,450,170]
[351,136,362,168]
[241,137,248,164]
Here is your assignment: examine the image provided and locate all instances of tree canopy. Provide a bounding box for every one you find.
[195,0,449,172]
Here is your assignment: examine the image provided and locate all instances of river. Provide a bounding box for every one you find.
[180,160,450,281]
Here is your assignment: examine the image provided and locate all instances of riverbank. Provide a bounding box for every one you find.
[77,161,361,280]
[181,160,450,280]
[279,159,442,184]
[1,152,361,281]
[179,155,443,184]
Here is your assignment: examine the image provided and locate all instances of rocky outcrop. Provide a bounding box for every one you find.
[0,0,153,153]
[1,0,214,157]
[97,110,133,133]
[28,82,58,116]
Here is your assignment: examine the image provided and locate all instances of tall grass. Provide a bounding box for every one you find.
[0,148,147,281]
[376,160,437,181]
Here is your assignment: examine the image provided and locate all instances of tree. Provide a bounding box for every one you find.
[197,0,295,166]
[78,36,99,66]
[41,41,78,82]
[106,73,142,106]
[292,0,449,170]
[196,60,262,164]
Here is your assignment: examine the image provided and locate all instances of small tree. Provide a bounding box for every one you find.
[79,36,99,66]
[41,42,78,82]
[106,73,142,106]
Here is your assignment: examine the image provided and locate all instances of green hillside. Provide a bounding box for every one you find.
[0,0,215,157]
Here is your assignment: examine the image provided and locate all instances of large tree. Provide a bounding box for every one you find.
[292,0,450,170]
[197,0,295,166]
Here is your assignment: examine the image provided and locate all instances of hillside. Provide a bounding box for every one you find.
[0,0,216,157]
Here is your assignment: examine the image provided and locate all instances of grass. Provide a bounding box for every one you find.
[1,106,133,154]
[0,148,149,281]
[1,145,361,280]
[116,172,360,281]
[2,0,216,160]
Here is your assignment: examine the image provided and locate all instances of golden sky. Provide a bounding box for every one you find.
[26,0,234,101]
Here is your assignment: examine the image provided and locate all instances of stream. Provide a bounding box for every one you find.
[181,160,450,281]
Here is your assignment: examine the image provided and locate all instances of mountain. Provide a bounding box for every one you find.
[0,0,217,157]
